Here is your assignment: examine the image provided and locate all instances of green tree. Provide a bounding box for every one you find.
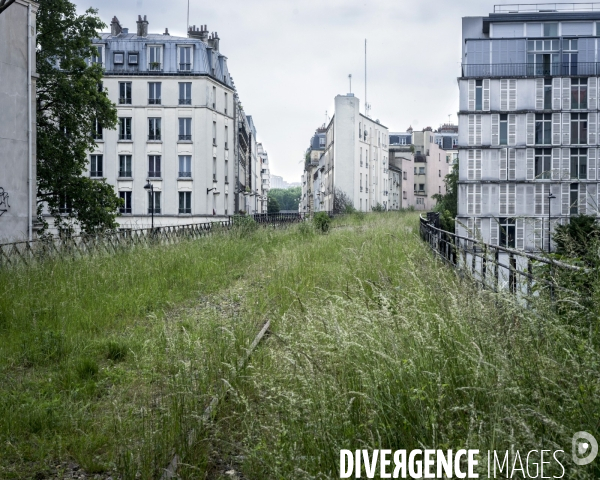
[36,0,120,234]
[268,187,301,211]
[553,214,600,265]
[267,196,280,214]
[432,162,458,232]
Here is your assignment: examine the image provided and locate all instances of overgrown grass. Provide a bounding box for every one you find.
[0,212,598,478]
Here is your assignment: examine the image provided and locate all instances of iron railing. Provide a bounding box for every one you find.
[0,212,338,268]
[419,214,584,299]
[494,3,600,13]
[462,62,599,78]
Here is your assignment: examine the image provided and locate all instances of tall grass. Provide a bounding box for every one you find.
[0,212,598,478]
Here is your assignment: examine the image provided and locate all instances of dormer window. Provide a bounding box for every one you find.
[128,52,138,65]
[113,52,124,65]
[91,45,103,65]
[148,45,162,71]
[178,46,192,71]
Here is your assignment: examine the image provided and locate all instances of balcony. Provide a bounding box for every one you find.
[494,3,600,13]
[462,62,599,78]
[148,63,162,71]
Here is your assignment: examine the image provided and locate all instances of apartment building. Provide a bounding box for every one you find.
[389,132,414,209]
[314,94,390,212]
[86,16,259,227]
[458,4,600,251]
[300,128,326,214]
[257,143,270,213]
[0,0,38,242]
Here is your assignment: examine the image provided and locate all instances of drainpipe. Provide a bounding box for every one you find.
[27,2,32,241]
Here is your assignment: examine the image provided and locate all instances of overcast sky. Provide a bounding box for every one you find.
[75,0,515,183]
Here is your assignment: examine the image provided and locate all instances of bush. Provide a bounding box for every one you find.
[371,202,385,212]
[313,212,330,233]
[232,215,258,237]
[297,220,314,237]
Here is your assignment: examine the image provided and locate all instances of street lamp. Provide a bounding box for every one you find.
[547,191,556,252]
[143,180,154,232]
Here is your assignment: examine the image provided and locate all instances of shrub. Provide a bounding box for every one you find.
[297,220,314,237]
[371,202,385,212]
[313,212,330,233]
[232,215,258,237]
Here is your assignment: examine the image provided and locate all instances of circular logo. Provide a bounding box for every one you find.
[572,432,598,466]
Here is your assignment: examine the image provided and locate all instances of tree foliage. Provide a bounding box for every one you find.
[37,0,120,234]
[268,187,301,211]
[267,196,280,214]
[432,162,458,232]
[333,188,354,214]
[553,215,600,266]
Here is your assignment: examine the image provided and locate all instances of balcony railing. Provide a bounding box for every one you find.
[462,62,600,78]
[148,98,161,105]
[120,207,132,214]
[494,3,600,13]
[179,134,192,141]
[148,207,161,214]
[179,98,191,105]
[119,97,132,104]
[148,170,161,178]
[90,171,103,177]
[179,63,191,71]
[119,134,132,141]
[179,171,191,178]
[148,134,161,141]
[179,207,191,214]
[119,170,132,178]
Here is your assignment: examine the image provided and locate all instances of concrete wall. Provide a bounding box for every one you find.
[0,0,37,242]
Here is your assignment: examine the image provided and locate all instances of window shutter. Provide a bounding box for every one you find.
[588,184,598,214]
[552,113,561,146]
[475,218,482,238]
[579,183,587,215]
[551,148,561,180]
[467,184,474,214]
[562,78,571,110]
[516,218,524,250]
[491,114,499,146]
[533,218,542,250]
[468,79,475,111]
[589,148,597,181]
[468,115,475,145]
[508,148,516,180]
[526,148,534,180]
[475,115,482,145]
[588,77,597,110]
[561,148,570,180]
[483,79,490,111]
[552,78,561,110]
[535,78,544,110]
[500,79,508,111]
[508,183,516,214]
[467,217,474,238]
[535,184,543,215]
[475,149,482,180]
[561,183,570,215]
[475,184,482,214]
[500,184,507,215]
[467,149,475,180]
[499,148,507,180]
[508,79,517,110]
[490,219,499,246]
[526,113,535,146]
[562,113,570,145]
[508,114,517,146]
[588,112,597,145]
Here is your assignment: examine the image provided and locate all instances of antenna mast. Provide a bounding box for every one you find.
[364,39,367,115]
[186,0,190,35]
[349,74,352,94]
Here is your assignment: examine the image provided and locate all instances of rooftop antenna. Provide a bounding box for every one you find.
[325,110,328,125]
[349,74,352,94]
[448,114,452,124]
[364,39,367,115]
[186,0,190,35]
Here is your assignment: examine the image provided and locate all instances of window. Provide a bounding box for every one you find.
[562,39,578,76]
[571,78,588,110]
[148,46,162,70]
[224,92,228,115]
[571,113,587,145]
[178,46,192,71]
[59,194,72,214]
[179,118,192,141]
[498,218,516,248]
[418,184,425,191]
[403,171,407,180]
[119,191,132,214]
[119,82,131,104]
[179,155,191,177]
[225,126,228,149]
[414,167,417,175]
[90,155,103,177]
[403,191,407,199]
[527,39,560,75]
[212,121,217,145]
[439,186,441,193]
[113,52,124,64]
[543,23,558,36]
[179,82,191,105]
[119,155,132,177]
[148,155,161,177]
[179,192,191,214]
[439,169,441,177]
[148,118,161,141]
[148,191,161,214]
[148,82,161,104]
[570,148,587,179]
[570,183,579,215]
[128,52,138,65]
[93,118,103,140]
[535,113,552,145]
[419,167,425,174]
[544,78,552,109]
[535,148,552,179]
[91,45,103,64]
[119,117,131,140]
[475,79,483,111]
[212,86,217,109]
[213,157,217,182]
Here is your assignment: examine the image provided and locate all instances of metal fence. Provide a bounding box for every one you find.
[419,214,584,300]
[0,212,330,268]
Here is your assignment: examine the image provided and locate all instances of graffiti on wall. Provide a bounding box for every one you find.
[0,187,9,217]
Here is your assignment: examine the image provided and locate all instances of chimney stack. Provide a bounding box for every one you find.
[207,32,220,52]
[164,28,170,35]
[136,15,148,37]
[188,24,209,43]
[111,16,122,37]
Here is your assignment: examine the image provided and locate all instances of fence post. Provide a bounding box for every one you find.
[482,245,487,286]
[494,248,499,291]
[509,253,516,294]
